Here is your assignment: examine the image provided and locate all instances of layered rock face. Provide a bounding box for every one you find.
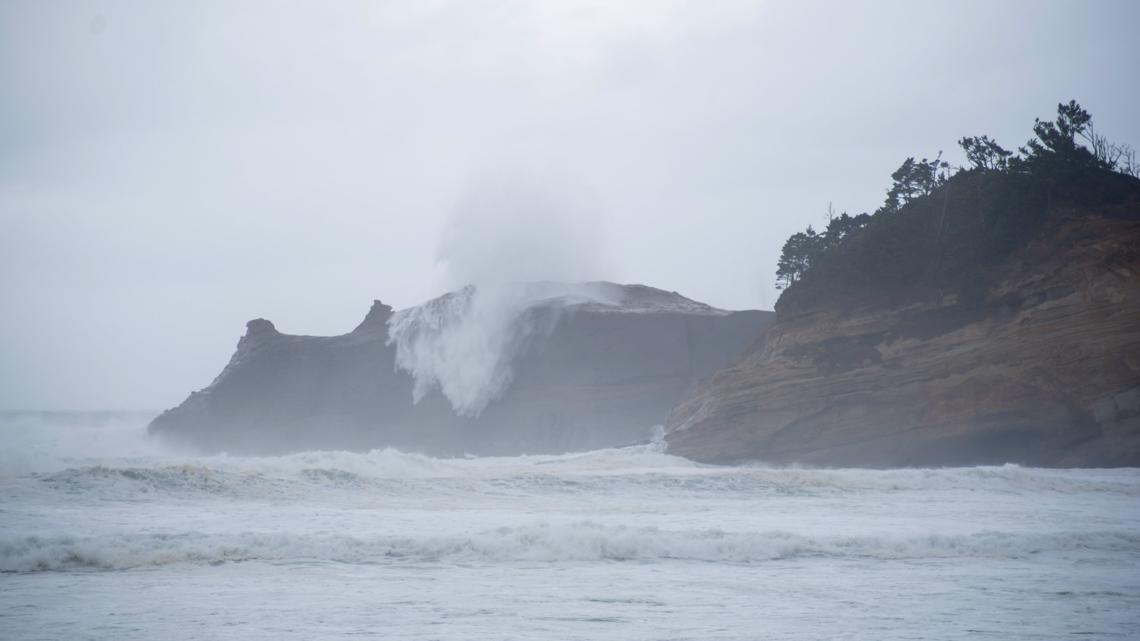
[149,283,772,455]
[665,213,1140,467]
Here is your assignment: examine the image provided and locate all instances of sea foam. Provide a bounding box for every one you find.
[6,524,1138,572]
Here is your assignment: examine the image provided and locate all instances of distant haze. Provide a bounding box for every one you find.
[2,0,1138,410]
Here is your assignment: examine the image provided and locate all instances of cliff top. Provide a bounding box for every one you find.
[516,281,731,316]
[238,282,741,343]
[773,100,1140,318]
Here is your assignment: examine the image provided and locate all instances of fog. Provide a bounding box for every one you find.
[2,0,1138,410]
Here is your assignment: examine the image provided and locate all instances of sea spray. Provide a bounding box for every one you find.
[388,171,611,416]
[386,282,619,416]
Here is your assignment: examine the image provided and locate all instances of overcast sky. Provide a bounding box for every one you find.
[2,0,1138,410]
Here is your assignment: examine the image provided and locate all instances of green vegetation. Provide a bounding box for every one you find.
[774,101,1140,313]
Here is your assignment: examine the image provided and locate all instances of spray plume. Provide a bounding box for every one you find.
[388,172,611,416]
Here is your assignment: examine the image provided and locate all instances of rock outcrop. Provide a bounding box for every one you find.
[665,212,1140,467]
[149,283,772,456]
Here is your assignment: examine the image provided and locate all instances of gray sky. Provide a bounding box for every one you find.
[2,0,1138,411]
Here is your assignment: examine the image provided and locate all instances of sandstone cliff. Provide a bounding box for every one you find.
[665,205,1140,467]
[149,283,772,455]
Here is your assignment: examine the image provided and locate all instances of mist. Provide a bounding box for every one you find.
[4,2,1140,639]
[436,171,609,290]
[390,172,615,415]
[3,0,1138,411]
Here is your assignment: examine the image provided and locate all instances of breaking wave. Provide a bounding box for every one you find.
[6,524,1138,573]
[25,448,1140,502]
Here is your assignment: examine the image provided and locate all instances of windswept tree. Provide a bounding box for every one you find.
[775,209,871,290]
[1083,122,1140,178]
[1017,100,1098,168]
[1014,100,1140,178]
[771,99,1139,298]
[882,154,949,213]
[959,135,1012,171]
[823,211,871,245]
[775,226,821,289]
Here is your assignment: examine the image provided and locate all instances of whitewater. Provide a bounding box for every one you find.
[2,413,1138,640]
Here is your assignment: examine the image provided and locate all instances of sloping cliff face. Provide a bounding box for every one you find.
[665,212,1140,467]
[149,283,772,456]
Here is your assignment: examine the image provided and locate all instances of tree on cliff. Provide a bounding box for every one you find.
[775,226,820,289]
[959,135,1012,171]
[1085,124,1140,178]
[1016,99,1098,170]
[772,99,1140,304]
[881,154,950,214]
[823,211,871,244]
[775,210,871,289]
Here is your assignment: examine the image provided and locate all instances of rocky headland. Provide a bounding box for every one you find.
[149,283,772,455]
[666,213,1140,466]
[666,104,1140,467]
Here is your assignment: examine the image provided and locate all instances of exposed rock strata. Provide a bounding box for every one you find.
[149,283,772,455]
[665,213,1140,467]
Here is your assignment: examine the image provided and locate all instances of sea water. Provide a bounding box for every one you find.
[2,412,1138,640]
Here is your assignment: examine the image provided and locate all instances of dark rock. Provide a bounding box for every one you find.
[149,283,772,456]
[665,213,1140,467]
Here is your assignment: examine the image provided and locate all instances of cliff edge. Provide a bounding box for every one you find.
[149,283,772,456]
[665,167,1140,467]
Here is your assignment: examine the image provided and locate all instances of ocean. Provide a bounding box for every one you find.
[2,412,1138,640]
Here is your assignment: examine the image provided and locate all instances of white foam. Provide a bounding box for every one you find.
[6,524,1137,572]
[387,282,622,416]
[28,449,1140,501]
[5,418,1140,639]
[12,424,1140,504]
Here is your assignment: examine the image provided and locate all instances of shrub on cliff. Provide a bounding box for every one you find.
[774,101,1140,314]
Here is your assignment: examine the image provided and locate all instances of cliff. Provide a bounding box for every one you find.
[149,283,772,455]
[665,175,1140,466]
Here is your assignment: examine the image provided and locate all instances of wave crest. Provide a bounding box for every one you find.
[5,524,1138,573]
[32,453,1140,502]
